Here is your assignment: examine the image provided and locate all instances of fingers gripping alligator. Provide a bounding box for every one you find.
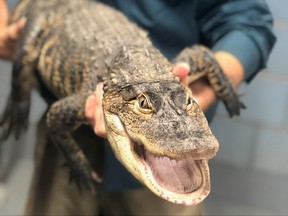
[0,0,245,205]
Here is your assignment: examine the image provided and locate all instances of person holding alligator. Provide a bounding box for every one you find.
[0,0,275,215]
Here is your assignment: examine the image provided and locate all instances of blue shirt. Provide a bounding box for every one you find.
[99,0,276,190]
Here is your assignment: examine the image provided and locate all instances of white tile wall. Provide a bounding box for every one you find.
[240,73,288,125]
[266,0,288,20]
[254,127,288,175]
[210,117,256,168]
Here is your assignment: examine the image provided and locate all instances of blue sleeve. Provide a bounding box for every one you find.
[197,0,276,82]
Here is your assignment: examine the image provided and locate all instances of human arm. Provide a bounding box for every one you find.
[197,0,276,83]
[175,52,244,112]
[188,0,276,117]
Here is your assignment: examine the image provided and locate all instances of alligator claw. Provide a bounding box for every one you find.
[62,161,101,193]
[222,91,246,117]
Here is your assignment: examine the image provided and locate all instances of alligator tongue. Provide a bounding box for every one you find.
[145,151,202,194]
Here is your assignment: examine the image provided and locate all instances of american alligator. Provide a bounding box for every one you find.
[0,0,245,205]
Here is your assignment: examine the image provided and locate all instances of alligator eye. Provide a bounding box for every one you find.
[138,94,150,109]
[136,94,153,113]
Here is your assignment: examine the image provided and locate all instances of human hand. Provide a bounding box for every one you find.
[85,83,106,138]
[0,0,26,60]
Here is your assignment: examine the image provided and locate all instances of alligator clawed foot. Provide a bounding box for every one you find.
[223,92,246,117]
[63,162,102,194]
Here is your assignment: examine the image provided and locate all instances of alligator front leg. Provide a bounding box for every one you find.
[46,92,102,192]
[174,45,246,117]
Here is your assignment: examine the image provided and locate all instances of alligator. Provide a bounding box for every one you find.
[0,0,245,205]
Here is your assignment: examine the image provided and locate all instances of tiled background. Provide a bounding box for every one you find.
[0,0,287,215]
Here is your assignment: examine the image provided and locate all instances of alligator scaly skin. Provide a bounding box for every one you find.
[0,0,244,205]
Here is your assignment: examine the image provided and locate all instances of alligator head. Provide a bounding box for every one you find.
[102,45,219,205]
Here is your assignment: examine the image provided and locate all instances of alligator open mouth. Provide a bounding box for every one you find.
[103,111,212,205]
[133,142,203,193]
[132,141,210,205]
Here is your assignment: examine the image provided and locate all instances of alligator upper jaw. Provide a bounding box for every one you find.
[132,141,211,205]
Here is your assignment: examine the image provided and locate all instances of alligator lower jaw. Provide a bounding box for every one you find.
[132,141,211,205]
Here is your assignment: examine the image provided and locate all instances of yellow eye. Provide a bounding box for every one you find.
[136,94,153,114]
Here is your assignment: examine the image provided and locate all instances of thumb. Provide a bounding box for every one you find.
[172,62,190,86]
